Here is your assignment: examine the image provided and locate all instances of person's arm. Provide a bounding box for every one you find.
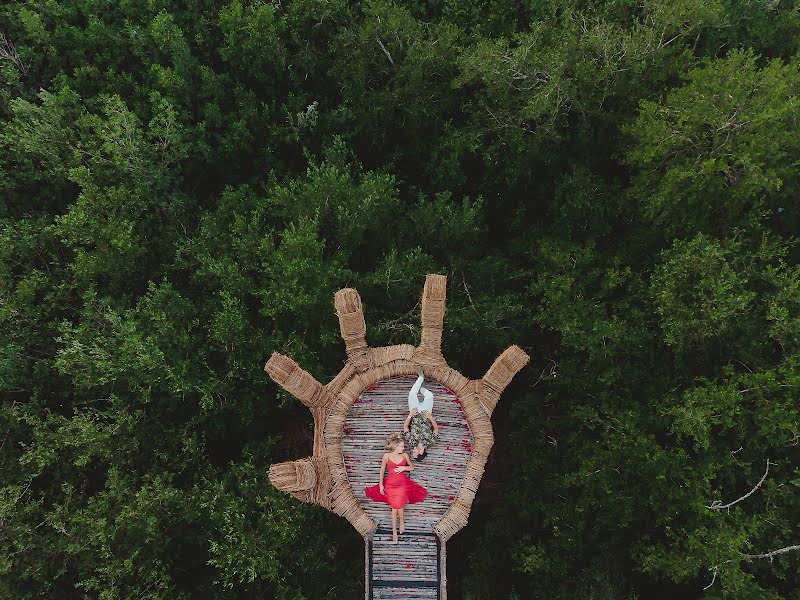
[379,454,387,491]
[403,414,412,433]
[425,412,439,435]
[403,453,413,472]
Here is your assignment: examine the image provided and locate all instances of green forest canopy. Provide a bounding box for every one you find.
[1,0,799,598]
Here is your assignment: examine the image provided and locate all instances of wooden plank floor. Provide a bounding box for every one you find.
[371,530,438,582]
[342,375,473,598]
[369,529,439,599]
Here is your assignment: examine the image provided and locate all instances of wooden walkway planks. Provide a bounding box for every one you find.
[371,530,438,582]
[343,375,472,599]
[368,530,440,600]
[372,587,438,600]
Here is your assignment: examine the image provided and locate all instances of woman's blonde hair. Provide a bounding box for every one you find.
[384,432,405,451]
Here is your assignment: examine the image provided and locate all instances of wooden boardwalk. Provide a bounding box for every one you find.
[343,375,473,598]
[368,529,440,599]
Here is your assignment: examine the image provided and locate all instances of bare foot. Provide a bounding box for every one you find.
[392,530,398,544]
[399,523,405,534]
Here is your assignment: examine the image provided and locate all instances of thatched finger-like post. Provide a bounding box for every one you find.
[264,352,326,408]
[478,344,530,416]
[268,459,317,500]
[413,273,447,367]
[334,288,370,372]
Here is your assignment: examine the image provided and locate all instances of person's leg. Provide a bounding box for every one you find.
[398,507,405,533]
[419,386,434,414]
[391,508,398,543]
[408,374,424,411]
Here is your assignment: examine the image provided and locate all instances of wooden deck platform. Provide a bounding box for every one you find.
[343,375,473,598]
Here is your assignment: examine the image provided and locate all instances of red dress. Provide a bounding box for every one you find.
[364,456,427,509]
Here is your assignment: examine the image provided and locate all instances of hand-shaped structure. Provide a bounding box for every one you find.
[264,274,529,599]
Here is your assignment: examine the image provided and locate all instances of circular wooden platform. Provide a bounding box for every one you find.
[342,375,474,532]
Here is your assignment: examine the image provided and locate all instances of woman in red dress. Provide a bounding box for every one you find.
[364,432,428,543]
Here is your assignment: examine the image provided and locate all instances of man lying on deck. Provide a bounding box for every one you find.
[403,367,440,461]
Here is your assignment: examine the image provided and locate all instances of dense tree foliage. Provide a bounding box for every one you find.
[1,1,799,598]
